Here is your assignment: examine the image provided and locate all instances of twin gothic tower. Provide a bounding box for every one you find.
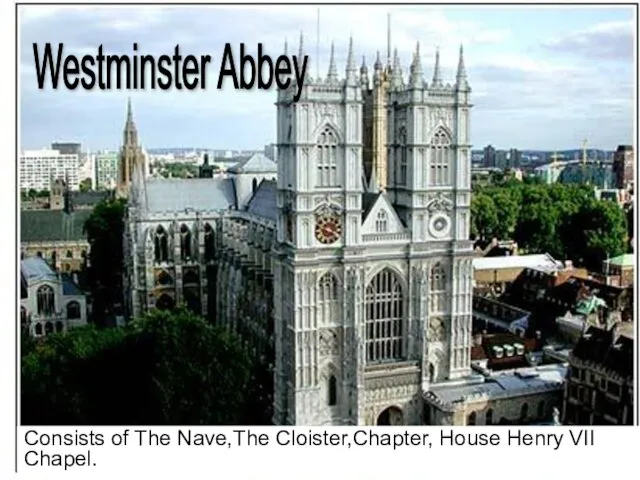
[273,34,474,425]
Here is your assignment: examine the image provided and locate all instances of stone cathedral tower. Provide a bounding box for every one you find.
[273,31,473,426]
[117,99,145,198]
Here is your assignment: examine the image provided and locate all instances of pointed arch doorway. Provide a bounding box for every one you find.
[376,406,404,426]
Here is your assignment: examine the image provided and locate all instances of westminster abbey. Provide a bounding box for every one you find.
[124,34,475,426]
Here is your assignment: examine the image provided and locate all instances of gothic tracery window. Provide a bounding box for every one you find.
[468,412,476,426]
[318,272,338,325]
[180,224,192,261]
[316,126,339,188]
[365,268,405,363]
[154,226,169,263]
[429,263,447,313]
[375,210,388,233]
[36,285,55,316]
[429,128,452,186]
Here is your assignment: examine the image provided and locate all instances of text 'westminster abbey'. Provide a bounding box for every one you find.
[123,30,473,426]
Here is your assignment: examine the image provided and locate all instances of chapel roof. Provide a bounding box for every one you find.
[246,180,278,221]
[21,209,92,243]
[143,177,237,213]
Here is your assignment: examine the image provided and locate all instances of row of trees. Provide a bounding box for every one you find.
[21,308,268,425]
[471,180,629,270]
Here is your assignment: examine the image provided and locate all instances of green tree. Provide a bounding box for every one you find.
[490,189,520,239]
[79,177,92,192]
[470,192,499,240]
[560,200,628,270]
[21,308,254,425]
[83,198,126,323]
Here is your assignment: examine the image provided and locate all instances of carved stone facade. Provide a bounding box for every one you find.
[273,37,474,426]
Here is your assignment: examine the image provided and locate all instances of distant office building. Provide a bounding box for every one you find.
[613,145,634,190]
[508,148,521,168]
[95,151,119,190]
[51,142,82,156]
[20,257,88,337]
[562,324,633,425]
[20,149,80,192]
[483,145,496,168]
[495,150,507,170]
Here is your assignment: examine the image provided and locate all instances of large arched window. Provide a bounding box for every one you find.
[318,272,338,325]
[429,263,447,313]
[316,126,339,188]
[180,224,192,261]
[36,285,55,316]
[45,321,53,335]
[429,128,451,186]
[154,226,169,263]
[66,301,81,320]
[398,126,407,185]
[365,268,404,363]
[204,223,215,261]
[375,210,388,233]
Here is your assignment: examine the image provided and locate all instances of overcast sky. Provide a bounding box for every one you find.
[19,5,635,151]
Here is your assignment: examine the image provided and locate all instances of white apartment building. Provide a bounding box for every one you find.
[20,149,80,192]
[95,151,119,190]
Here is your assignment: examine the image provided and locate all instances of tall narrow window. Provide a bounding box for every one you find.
[429,128,451,186]
[37,285,55,316]
[429,263,447,313]
[365,268,405,363]
[204,223,215,261]
[468,412,476,426]
[328,375,337,406]
[180,224,192,261]
[398,127,407,185]
[318,272,338,325]
[154,226,169,263]
[316,126,339,188]
[375,210,388,233]
[486,409,493,425]
[520,403,529,421]
[537,401,545,419]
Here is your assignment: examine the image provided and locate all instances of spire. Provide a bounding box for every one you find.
[387,12,392,67]
[360,55,369,89]
[346,36,358,83]
[392,47,403,88]
[410,42,423,88]
[284,38,288,56]
[373,51,383,85]
[456,44,469,90]
[432,47,442,87]
[123,97,138,146]
[327,41,338,83]
[298,31,304,60]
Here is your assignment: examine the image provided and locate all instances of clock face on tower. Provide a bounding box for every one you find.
[315,214,342,244]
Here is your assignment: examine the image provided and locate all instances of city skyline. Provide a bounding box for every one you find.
[19,5,635,151]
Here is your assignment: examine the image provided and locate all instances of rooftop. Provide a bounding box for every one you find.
[605,253,635,268]
[428,364,567,406]
[572,325,634,379]
[226,153,277,174]
[473,253,564,273]
[143,177,236,213]
[246,180,278,221]
[21,209,92,243]
[21,257,57,283]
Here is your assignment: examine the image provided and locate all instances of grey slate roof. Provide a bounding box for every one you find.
[61,273,83,295]
[144,177,237,213]
[21,210,92,243]
[246,180,278,221]
[21,257,57,282]
[227,153,277,174]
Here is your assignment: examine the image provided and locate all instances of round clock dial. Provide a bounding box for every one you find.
[315,214,342,244]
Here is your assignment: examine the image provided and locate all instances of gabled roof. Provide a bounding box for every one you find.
[21,257,57,283]
[227,153,277,174]
[143,177,236,213]
[21,210,92,243]
[361,192,406,234]
[605,254,635,268]
[573,325,633,379]
[246,180,277,221]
